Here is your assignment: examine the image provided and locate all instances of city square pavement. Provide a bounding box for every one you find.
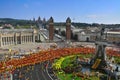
[1,43,56,54]
[0,42,57,62]
[0,42,95,55]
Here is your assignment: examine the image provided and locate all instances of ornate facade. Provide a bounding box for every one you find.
[0,29,41,47]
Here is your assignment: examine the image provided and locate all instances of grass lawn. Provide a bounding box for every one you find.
[53,53,120,80]
[53,54,100,80]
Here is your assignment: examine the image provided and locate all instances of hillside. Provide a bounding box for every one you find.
[0,18,35,27]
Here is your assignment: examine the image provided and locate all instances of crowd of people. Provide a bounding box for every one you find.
[0,46,120,74]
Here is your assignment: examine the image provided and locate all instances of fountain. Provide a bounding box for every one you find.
[76,28,120,80]
[90,28,107,69]
[53,28,120,80]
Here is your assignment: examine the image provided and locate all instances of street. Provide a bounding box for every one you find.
[13,61,54,80]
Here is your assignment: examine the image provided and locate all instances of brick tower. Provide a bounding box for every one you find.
[49,17,54,42]
[66,17,71,41]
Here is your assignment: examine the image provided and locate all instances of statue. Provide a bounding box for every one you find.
[95,28,105,41]
[91,27,107,69]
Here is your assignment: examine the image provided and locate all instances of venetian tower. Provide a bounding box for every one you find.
[49,17,54,42]
[66,17,71,42]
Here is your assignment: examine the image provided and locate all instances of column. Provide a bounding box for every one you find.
[9,37,10,45]
[4,37,6,45]
[8,37,9,45]
[28,36,30,42]
[30,36,32,42]
[6,37,8,45]
[2,37,4,46]
[27,35,28,43]
[22,36,24,43]
[9,37,11,45]
[24,36,25,43]
[12,36,14,44]
[24,35,26,43]
[8,37,10,45]
[3,37,5,46]
[27,36,28,43]
[12,37,13,45]
[39,34,40,42]
[26,36,27,43]
[33,31,35,43]
[5,37,7,45]
[14,33,17,45]
[37,34,39,42]
[20,32,22,44]
[10,37,11,45]
[6,36,8,45]
[0,35,2,47]
[24,36,26,43]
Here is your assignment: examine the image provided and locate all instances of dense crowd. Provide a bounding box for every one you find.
[0,47,120,73]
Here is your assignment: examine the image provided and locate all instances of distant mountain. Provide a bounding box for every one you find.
[0,18,15,20]
[0,18,21,22]
[0,18,31,23]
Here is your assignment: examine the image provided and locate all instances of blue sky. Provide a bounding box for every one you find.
[0,0,120,24]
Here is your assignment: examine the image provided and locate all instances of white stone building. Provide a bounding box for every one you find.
[0,29,42,47]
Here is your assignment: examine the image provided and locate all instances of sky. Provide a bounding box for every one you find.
[0,0,120,24]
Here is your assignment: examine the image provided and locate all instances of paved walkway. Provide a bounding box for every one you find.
[2,43,55,53]
[0,43,56,61]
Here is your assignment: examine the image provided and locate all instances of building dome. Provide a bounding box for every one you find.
[81,31,85,35]
[33,29,37,33]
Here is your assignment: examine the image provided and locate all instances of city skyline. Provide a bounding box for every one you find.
[0,0,120,24]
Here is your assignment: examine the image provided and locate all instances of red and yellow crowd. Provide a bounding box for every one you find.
[0,47,120,73]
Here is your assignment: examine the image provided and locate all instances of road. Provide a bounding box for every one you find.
[42,30,64,42]
[13,61,55,80]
